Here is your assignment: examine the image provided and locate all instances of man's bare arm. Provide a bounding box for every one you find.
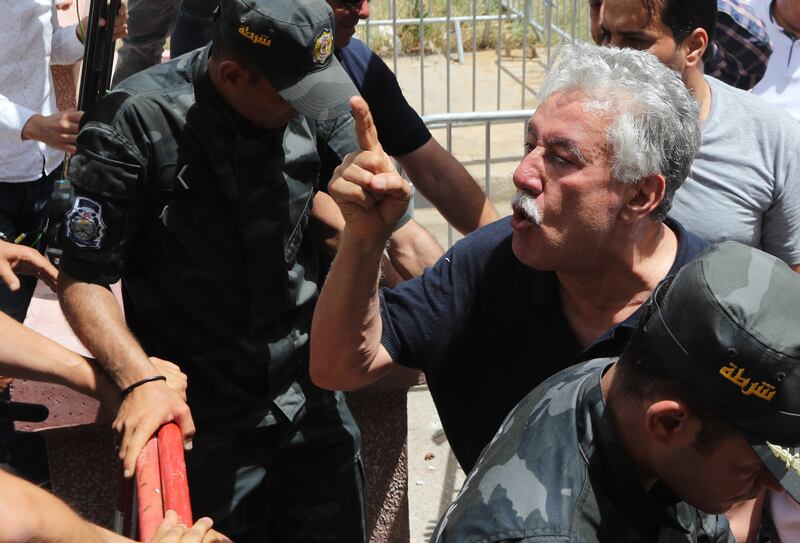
[397,138,498,235]
[58,273,194,478]
[0,470,229,543]
[0,311,119,408]
[310,97,409,391]
[387,219,443,280]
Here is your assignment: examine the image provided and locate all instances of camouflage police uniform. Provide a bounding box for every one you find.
[59,45,365,542]
[430,358,734,542]
[432,241,800,542]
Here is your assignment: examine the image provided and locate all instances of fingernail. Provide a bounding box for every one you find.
[184,441,193,451]
[124,469,132,478]
[372,177,386,190]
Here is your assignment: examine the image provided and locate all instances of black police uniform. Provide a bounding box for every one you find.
[60,46,365,542]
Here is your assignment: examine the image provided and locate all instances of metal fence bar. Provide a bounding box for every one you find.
[496,2,502,110]
[453,19,465,64]
[422,109,534,125]
[419,1,426,116]
[471,0,477,111]
[485,121,492,199]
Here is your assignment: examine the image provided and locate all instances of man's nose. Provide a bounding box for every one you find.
[357,0,370,18]
[512,149,544,194]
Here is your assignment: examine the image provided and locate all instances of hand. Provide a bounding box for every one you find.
[329,96,413,245]
[148,511,233,543]
[114,380,195,478]
[78,2,128,42]
[21,110,83,154]
[149,357,188,402]
[0,240,58,292]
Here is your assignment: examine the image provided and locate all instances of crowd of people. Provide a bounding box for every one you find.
[0,0,799,541]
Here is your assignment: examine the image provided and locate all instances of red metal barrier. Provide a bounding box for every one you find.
[117,423,192,541]
[156,424,192,524]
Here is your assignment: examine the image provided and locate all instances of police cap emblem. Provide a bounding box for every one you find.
[313,29,333,65]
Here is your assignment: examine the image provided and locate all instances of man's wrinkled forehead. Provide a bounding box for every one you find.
[602,0,663,31]
[528,92,615,163]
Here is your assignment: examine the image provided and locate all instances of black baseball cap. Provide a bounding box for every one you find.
[643,241,800,503]
[216,0,358,120]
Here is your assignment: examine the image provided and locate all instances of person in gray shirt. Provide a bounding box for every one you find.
[601,0,800,271]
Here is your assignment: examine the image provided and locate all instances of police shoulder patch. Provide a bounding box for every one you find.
[65,197,107,249]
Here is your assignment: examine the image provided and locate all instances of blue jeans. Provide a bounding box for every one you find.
[112,0,181,86]
[0,166,60,323]
[170,0,218,58]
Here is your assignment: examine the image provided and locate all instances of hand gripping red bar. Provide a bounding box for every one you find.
[134,423,193,541]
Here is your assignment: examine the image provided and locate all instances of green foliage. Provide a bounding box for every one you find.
[359,0,588,55]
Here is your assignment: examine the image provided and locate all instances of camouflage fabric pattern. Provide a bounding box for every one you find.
[431,358,734,543]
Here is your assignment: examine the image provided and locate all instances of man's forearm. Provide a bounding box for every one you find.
[398,139,498,234]
[310,231,392,391]
[0,470,104,543]
[0,311,118,408]
[58,274,157,388]
[387,219,443,280]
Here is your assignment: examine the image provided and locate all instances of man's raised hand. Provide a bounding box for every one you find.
[329,96,413,244]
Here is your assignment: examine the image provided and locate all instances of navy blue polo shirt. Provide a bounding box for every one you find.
[379,217,709,471]
[318,38,431,189]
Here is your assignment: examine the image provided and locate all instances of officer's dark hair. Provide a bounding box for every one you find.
[641,0,717,62]
[615,277,736,455]
[210,22,263,86]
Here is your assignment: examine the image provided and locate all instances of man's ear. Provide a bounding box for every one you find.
[620,173,665,221]
[681,28,709,68]
[645,399,698,447]
[216,59,248,90]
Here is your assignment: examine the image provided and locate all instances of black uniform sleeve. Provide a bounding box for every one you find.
[60,107,147,286]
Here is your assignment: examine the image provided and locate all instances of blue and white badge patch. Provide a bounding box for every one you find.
[66,197,106,249]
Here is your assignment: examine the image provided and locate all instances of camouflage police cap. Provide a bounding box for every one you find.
[643,241,800,503]
[217,0,358,120]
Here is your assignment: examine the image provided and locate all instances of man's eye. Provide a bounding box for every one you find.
[625,38,649,50]
[524,143,534,154]
[547,153,571,166]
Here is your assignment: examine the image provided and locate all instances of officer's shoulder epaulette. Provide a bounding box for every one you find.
[81,91,133,128]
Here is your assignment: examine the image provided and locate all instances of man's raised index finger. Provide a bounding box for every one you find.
[350,96,379,152]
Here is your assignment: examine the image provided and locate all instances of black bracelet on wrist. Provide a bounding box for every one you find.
[120,375,167,398]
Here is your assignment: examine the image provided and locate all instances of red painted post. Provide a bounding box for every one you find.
[157,423,192,526]
[129,423,192,541]
[135,438,164,541]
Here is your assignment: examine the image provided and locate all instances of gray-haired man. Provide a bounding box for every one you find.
[310,44,707,472]
[431,241,800,541]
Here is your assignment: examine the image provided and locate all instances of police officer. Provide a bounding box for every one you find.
[431,241,800,542]
[56,0,366,540]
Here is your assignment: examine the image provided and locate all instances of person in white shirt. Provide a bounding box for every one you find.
[751,0,800,121]
[0,0,126,323]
